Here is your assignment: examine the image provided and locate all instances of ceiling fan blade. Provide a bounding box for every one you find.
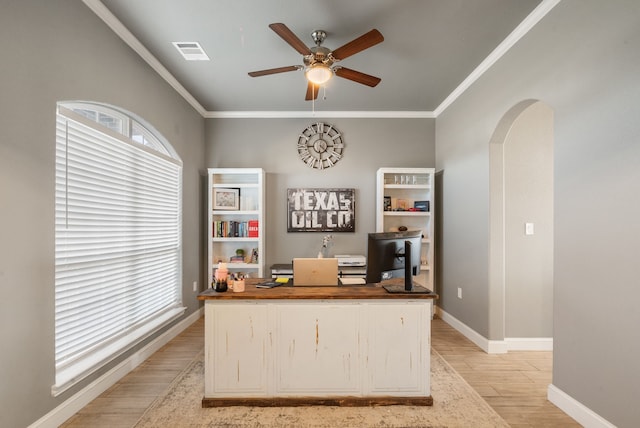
[248,66,300,77]
[335,67,381,87]
[269,23,312,56]
[305,81,320,101]
[331,29,384,61]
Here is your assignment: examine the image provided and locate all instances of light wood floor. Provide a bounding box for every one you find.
[62,315,580,427]
[431,318,580,427]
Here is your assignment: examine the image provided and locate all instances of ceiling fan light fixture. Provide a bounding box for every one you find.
[305,64,332,85]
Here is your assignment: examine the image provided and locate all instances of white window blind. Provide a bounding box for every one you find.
[53,105,184,395]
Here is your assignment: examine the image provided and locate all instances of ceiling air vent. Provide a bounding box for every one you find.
[172,42,210,61]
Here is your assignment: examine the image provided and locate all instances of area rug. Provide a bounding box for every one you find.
[134,349,508,428]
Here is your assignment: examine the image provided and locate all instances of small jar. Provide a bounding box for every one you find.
[233,278,245,292]
[214,278,228,292]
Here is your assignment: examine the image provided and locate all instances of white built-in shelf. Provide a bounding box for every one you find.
[212,237,260,243]
[207,168,265,285]
[212,183,260,188]
[212,210,260,216]
[212,262,260,270]
[376,167,435,290]
[383,184,431,190]
[383,211,430,217]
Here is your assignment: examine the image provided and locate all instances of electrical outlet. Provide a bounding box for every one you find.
[457,287,462,299]
[192,281,198,292]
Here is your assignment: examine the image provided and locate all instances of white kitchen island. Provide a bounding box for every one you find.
[197,279,437,407]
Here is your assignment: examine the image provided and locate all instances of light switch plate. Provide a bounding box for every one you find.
[525,222,534,235]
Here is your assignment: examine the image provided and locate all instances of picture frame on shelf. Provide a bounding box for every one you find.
[213,188,240,210]
[414,200,430,212]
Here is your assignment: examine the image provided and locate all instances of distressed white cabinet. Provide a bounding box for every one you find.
[204,303,269,396]
[202,297,432,403]
[366,302,429,394]
[275,303,361,394]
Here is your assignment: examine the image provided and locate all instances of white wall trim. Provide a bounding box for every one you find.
[548,384,616,428]
[486,339,509,354]
[432,0,561,116]
[28,308,204,428]
[436,307,553,353]
[203,110,436,119]
[82,0,207,117]
[83,0,434,120]
[84,0,560,120]
[436,307,505,354]
[505,337,553,351]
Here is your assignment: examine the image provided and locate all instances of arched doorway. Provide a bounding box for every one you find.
[489,100,554,347]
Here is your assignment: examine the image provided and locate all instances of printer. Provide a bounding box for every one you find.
[335,254,366,267]
[271,255,366,280]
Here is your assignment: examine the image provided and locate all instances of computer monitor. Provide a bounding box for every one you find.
[366,230,422,291]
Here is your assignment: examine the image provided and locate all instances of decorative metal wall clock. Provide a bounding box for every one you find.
[297,122,344,169]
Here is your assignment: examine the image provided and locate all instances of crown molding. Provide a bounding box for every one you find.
[85,0,560,120]
[433,0,561,116]
[82,0,208,117]
[203,110,435,119]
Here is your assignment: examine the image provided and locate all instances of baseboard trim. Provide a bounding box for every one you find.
[547,384,615,428]
[28,308,204,428]
[436,308,608,426]
[505,337,553,351]
[436,307,501,353]
[435,307,552,353]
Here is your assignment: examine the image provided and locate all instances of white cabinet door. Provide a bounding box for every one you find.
[274,303,361,395]
[205,303,269,396]
[366,302,430,395]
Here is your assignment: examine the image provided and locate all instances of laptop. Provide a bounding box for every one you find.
[292,258,339,286]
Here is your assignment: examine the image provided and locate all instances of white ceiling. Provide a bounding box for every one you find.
[88,0,551,117]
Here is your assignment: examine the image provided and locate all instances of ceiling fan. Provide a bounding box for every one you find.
[248,23,384,100]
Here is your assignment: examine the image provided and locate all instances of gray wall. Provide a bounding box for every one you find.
[436,0,640,426]
[3,0,638,426]
[206,118,436,268]
[0,2,205,427]
[504,102,554,337]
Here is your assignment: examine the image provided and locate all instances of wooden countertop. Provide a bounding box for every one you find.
[198,278,438,300]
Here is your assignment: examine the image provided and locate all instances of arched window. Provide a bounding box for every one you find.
[53,102,184,395]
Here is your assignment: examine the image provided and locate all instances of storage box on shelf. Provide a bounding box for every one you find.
[376,167,435,290]
[208,168,265,284]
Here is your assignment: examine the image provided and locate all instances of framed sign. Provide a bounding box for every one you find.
[287,188,355,232]
[213,188,240,210]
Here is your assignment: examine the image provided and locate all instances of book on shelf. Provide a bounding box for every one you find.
[248,220,259,237]
[212,220,259,238]
[229,255,245,263]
